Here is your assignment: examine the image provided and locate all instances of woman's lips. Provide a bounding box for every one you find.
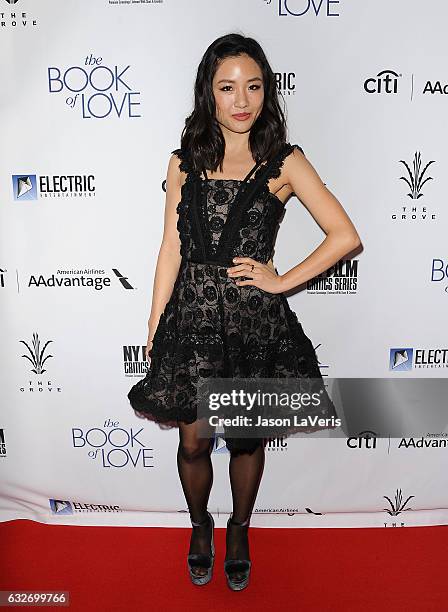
[232,113,251,121]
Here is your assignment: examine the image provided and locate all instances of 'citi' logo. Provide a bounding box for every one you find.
[364,70,401,94]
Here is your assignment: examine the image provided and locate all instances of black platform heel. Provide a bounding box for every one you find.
[187,511,215,586]
[224,513,252,591]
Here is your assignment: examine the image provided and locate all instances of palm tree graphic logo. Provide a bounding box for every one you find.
[399,151,434,199]
[20,332,54,374]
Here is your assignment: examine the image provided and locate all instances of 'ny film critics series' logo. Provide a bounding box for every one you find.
[47,53,142,119]
[124,344,148,376]
[12,173,95,200]
[307,258,358,294]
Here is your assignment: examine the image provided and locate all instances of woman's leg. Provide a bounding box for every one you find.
[177,420,214,577]
[226,442,266,578]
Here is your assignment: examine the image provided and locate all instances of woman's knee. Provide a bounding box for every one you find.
[178,438,212,462]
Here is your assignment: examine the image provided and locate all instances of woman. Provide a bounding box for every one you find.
[128,33,361,591]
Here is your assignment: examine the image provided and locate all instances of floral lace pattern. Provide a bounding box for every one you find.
[128,143,339,454]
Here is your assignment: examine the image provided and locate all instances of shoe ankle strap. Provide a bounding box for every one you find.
[190,511,211,527]
[229,513,250,527]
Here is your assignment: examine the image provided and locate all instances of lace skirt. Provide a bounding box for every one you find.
[127,259,338,452]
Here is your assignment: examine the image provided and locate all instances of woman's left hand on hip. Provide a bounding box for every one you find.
[226,257,285,294]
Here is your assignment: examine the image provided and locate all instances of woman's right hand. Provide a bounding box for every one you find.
[145,330,155,362]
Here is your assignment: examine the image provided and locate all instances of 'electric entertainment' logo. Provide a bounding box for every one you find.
[49,500,73,515]
[389,348,413,371]
[49,499,123,515]
[12,175,37,200]
[275,72,296,96]
[12,173,96,201]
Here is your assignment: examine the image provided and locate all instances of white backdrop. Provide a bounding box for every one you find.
[1,0,447,529]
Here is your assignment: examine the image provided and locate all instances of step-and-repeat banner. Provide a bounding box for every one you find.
[1,1,447,528]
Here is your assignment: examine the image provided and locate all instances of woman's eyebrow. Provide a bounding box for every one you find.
[216,77,263,84]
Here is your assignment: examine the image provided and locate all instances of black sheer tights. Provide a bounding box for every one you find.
[225,444,265,581]
[177,421,214,578]
[177,421,265,578]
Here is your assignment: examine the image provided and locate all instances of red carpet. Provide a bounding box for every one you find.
[1,519,446,611]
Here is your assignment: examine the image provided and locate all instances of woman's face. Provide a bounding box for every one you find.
[212,53,264,134]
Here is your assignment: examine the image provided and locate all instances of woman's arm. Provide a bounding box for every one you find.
[279,147,362,292]
[147,153,183,342]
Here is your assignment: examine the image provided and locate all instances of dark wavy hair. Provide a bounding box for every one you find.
[177,33,288,175]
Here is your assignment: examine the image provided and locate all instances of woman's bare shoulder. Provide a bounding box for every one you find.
[169,148,191,187]
[165,150,184,191]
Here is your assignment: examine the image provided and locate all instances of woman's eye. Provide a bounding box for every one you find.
[220,85,262,92]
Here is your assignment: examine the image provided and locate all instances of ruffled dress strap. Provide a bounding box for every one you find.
[252,142,305,186]
[171,142,304,186]
[171,147,198,181]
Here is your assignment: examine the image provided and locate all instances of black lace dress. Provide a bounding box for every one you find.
[128,142,339,454]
